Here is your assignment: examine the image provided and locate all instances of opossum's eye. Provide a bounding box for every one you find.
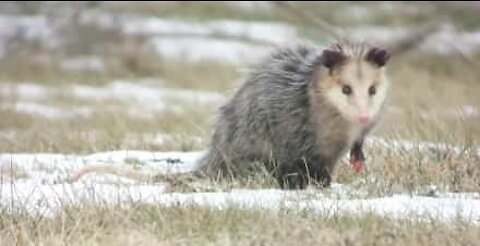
[342,85,352,96]
[368,86,376,96]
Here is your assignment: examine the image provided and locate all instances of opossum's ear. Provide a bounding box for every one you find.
[366,48,390,67]
[321,49,346,69]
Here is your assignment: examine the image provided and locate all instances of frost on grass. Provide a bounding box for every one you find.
[0,142,479,224]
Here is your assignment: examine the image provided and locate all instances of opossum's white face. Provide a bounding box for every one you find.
[318,47,390,125]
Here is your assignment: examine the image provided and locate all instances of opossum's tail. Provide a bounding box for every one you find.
[68,165,203,184]
[69,165,151,183]
[67,149,229,184]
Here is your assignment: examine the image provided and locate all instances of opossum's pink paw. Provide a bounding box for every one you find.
[350,159,364,173]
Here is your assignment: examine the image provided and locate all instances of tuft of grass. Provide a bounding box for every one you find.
[0,204,479,246]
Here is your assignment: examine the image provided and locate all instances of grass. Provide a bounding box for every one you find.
[1,205,479,246]
[1,52,479,194]
[0,47,239,92]
[0,103,215,153]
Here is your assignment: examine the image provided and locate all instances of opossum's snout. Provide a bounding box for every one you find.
[357,114,371,124]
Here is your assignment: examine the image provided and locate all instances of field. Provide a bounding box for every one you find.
[0,2,479,245]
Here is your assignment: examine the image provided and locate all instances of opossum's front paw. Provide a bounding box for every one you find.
[278,173,307,190]
[349,157,365,173]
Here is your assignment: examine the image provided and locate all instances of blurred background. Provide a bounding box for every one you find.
[0,1,478,154]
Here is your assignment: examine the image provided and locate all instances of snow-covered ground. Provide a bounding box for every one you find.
[1,139,479,224]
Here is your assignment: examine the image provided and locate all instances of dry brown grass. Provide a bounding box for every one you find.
[1,205,478,246]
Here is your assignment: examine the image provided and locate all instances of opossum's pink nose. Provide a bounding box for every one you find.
[357,114,371,124]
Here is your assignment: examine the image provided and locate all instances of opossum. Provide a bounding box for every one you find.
[70,41,390,189]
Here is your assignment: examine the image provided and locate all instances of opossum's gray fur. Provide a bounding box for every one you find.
[195,42,380,189]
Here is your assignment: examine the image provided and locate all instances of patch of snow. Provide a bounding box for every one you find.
[347,26,407,44]
[0,151,479,224]
[1,81,226,118]
[226,1,272,12]
[421,105,479,120]
[367,136,480,158]
[0,151,204,185]
[0,83,50,101]
[149,37,272,63]
[70,80,225,109]
[134,17,299,63]
[129,17,299,63]
[422,26,480,55]
[83,14,300,64]
[1,12,479,64]
[123,18,298,45]
[60,56,105,72]
[0,15,58,57]
[456,105,480,118]
[349,24,480,54]
[295,194,480,223]
[123,133,204,147]
[2,102,91,119]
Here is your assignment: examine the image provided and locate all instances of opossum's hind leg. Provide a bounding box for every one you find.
[277,162,309,189]
[152,171,205,192]
[309,164,332,188]
[276,158,333,189]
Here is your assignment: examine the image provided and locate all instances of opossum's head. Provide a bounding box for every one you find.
[316,42,390,125]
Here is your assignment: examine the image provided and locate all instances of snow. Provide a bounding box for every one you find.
[149,37,272,63]
[367,136,480,158]
[1,147,479,224]
[0,81,225,119]
[123,133,204,146]
[60,56,106,72]
[421,105,480,120]
[91,13,480,57]
[123,18,298,45]
[3,102,91,119]
[132,18,298,63]
[227,1,272,12]
[348,23,480,55]
[2,12,479,63]
[0,15,57,57]
[0,83,50,101]
[70,81,225,105]
[0,81,224,106]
